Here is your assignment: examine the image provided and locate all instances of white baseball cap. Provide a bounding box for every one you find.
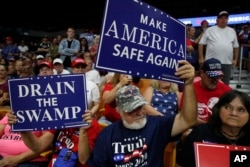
[36,55,44,59]
[53,58,63,65]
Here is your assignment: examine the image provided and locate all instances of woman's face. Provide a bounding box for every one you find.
[158,80,171,88]
[0,65,7,79]
[220,97,249,128]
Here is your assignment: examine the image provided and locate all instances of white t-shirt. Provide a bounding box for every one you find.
[199,25,239,64]
[85,69,101,85]
[53,69,71,75]
[85,79,100,109]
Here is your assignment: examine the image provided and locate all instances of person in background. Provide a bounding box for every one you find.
[7,64,18,79]
[1,37,20,61]
[71,58,100,117]
[58,27,80,72]
[19,66,34,78]
[186,26,202,73]
[17,40,29,60]
[0,113,49,167]
[100,73,133,124]
[14,60,24,78]
[248,27,250,76]
[176,90,250,167]
[198,11,239,85]
[52,58,70,75]
[180,58,232,125]
[178,58,233,146]
[0,65,9,106]
[37,60,53,76]
[195,20,209,39]
[8,110,101,167]
[44,53,53,64]
[78,37,90,58]
[88,60,197,166]
[84,57,101,87]
[33,55,45,76]
[0,61,55,167]
[36,37,50,57]
[88,35,100,63]
[49,37,60,59]
[239,23,250,75]
[143,79,182,116]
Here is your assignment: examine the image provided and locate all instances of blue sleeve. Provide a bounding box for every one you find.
[87,128,111,167]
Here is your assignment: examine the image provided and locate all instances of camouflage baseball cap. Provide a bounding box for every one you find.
[116,85,147,113]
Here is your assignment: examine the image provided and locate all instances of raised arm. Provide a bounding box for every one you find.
[171,60,197,136]
[7,110,54,153]
[78,110,93,165]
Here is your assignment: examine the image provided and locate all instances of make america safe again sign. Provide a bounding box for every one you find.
[95,0,186,84]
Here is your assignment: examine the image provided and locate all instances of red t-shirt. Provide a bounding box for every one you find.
[48,119,101,167]
[180,80,232,122]
[103,82,121,122]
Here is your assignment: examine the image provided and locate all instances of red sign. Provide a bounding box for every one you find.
[194,142,250,167]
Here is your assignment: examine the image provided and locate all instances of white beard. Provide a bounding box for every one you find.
[122,117,147,130]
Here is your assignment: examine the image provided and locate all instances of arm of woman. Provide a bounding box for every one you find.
[0,149,42,167]
[103,75,130,104]
[0,124,5,137]
[8,110,54,153]
[142,86,153,103]
[90,101,100,116]
[20,131,54,153]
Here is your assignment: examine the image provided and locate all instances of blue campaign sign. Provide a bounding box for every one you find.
[95,0,186,84]
[8,74,88,131]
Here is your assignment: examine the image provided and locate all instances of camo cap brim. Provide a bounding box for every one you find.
[116,85,147,113]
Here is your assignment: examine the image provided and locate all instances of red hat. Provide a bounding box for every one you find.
[71,58,87,67]
[6,36,13,41]
[201,20,208,25]
[39,60,53,69]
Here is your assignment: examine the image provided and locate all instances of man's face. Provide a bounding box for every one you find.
[53,63,63,73]
[216,16,228,28]
[120,105,147,130]
[72,64,87,74]
[39,66,52,76]
[201,71,222,90]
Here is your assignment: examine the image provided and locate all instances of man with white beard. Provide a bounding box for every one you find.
[88,60,197,167]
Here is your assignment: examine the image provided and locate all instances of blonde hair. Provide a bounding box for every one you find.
[150,79,178,92]
[111,73,121,86]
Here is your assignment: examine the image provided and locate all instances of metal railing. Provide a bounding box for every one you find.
[237,44,250,88]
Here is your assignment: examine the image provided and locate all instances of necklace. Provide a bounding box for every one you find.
[221,131,239,146]
[221,131,240,139]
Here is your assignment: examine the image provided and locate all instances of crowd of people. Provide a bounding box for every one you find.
[0,10,250,167]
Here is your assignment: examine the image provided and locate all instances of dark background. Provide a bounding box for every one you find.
[1,0,249,34]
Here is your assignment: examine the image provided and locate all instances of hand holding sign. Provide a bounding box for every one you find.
[95,0,186,84]
[8,74,88,131]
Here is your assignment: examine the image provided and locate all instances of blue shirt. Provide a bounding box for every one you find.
[88,115,178,167]
[151,89,178,116]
